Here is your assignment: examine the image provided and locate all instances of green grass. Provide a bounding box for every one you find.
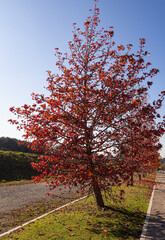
[1,181,152,240]
[0,179,34,187]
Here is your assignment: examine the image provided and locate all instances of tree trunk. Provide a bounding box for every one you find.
[86,143,104,208]
[139,174,141,181]
[92,180,105,208]
[130,174,134,186]
[130,127,134,187]
[143,172,146,177]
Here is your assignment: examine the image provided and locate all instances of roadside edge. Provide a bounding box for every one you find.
[0,195,87,238]
[140,184,155,240]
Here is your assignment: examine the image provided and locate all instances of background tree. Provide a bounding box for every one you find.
[160,158,165,170]
[118,99,164,185]
[9,0,165,208]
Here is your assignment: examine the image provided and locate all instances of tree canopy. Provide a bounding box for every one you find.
[9,0,165,208]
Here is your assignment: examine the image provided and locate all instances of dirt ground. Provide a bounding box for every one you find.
[0,181,81,234]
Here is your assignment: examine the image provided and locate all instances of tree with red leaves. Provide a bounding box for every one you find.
[9,0,165,208]
[118,114,163,186]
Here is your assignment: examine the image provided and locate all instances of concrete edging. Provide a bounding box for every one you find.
[0,195,87,238]
[140,185,155,240]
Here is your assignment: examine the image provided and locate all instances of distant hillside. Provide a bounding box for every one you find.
[0,137,33,153]
[0,150,39,181]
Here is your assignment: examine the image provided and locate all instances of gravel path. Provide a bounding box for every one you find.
[0,181,75,213]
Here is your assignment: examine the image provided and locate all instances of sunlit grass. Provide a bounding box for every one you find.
[0,179,33,187]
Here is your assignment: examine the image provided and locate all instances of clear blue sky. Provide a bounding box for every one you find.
[0,0,165,157]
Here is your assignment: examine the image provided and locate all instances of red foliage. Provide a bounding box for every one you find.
[9,1,165,208]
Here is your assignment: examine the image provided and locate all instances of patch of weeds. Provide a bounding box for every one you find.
[0,179,33,187]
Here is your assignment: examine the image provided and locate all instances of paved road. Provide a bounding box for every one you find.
[144,172,165,240]
[0,181,75,213]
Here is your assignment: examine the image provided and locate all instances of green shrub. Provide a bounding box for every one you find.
[0,150,39,181]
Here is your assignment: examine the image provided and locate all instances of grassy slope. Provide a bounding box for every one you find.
[0,150,38,181]
[1,176,154,240]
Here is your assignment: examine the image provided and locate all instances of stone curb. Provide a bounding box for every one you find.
[140,185,155,240]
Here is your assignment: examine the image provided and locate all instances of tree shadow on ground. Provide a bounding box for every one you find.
[86,205,145,239]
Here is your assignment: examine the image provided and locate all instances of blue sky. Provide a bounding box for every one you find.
[0,0,165,157]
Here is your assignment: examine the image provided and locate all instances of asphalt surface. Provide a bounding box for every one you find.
[0,181,75,213]
[144,172,165,240]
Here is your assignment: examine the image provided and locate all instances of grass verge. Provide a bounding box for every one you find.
[0,179,34,187]
[0,176,154,240]
[0,193,80,235]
